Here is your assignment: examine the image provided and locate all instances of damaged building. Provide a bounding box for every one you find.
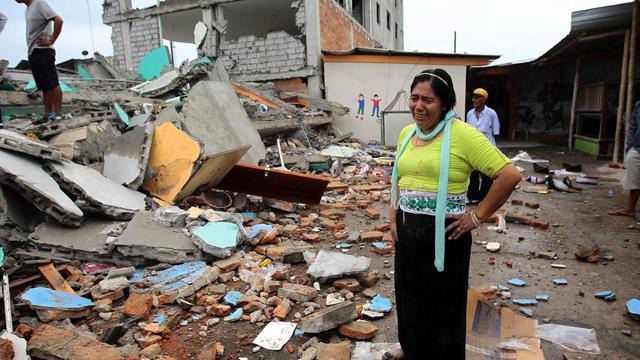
[102,0,405,97]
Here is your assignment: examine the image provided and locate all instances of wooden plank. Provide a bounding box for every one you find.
[231,83,282,110]
[350,184,390,192]
[37,263,75,294]
[216,163,329,204]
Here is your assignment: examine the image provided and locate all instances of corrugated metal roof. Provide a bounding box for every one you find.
[536,2,633,63]
[322,47,500,60]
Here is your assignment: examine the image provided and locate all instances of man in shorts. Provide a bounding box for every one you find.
[609,101,640,218]
[16,0,64,124]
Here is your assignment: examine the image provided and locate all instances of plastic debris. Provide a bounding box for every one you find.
[508,278,527,287]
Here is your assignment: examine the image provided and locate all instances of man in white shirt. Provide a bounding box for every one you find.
[466,88,501,203]
[15,0,64,125]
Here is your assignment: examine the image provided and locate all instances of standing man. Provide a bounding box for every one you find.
[466,88,501,203]
[608,101,640,218]
[16,0,63,125]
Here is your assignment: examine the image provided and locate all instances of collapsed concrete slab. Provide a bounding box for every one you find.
[44,159,146,220]
[48,121,120,165]
[0,149,83,227]
[103,124,153,189]
[129,261,219,304]
[306,250,371,283]
[0,129,66,160]
[181,80,266,164]
[116,211,202,264]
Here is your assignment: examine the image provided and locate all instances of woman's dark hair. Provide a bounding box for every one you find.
[410,68,456,118]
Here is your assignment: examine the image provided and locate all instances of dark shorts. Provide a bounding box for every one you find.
[28,48,59,91]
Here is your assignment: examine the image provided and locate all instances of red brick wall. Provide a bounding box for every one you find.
[320,0,375,51]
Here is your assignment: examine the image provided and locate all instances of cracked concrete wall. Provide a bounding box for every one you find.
[213,1,308,81]
[103,0,162,71]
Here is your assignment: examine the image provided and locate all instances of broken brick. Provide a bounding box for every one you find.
[334,232,348,240]
[122,292,153,320]
[339,319,379,340]
[213,256,241,273]
[532,220,549,229]
[364,208,380,219]
[302,233,321,243]
[511,199,524,206]
[360,231,384,242]
[375,223,391,232]
[207,304,232,316]
[27,324,122,360]
[0,339,14,360]
[332,278,362,292]
[278,283,318,302]
[273,298,292,320]
[525,202,540,209]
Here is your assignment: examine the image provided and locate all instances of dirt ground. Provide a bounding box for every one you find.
[164,145,639,360]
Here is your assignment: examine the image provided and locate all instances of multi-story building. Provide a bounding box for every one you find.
[102,0,404,97]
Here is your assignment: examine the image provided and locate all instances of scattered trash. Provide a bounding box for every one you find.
[553,279,568,285]
[252,321,296,351]
[626,299,640,320]
[537,324,601,354]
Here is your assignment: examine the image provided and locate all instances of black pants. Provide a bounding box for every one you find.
[394,210,471,360]
[28,48,59,91]
[468,170,493,202]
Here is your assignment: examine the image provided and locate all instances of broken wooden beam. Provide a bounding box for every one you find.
[37,263,75,294]
[216,163,329,204]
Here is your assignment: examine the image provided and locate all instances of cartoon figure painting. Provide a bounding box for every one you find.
[370,94,382,117]
[356,93,365,120]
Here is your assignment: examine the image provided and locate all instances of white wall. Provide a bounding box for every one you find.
[324,61,467,144]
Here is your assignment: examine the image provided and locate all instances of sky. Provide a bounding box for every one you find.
[0,0,629,68]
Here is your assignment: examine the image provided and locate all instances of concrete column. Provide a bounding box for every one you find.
[121,22,133,70]
[118,0,133,70]
[305,0,323,98]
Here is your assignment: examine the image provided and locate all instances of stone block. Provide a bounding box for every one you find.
[298,301,357,333]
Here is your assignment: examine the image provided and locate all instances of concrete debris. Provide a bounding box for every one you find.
[44,159,146,220]
[298,301,357,333]
[103,124,153,189]
[153,206,188,227]
[0,149,83,226]
[181,80,266,164]
[27,324,122,360]
[0,129,66,160]
[306,250,371,283]
[116,211,201,264]
[192,221,243,258]
[48,120,120,165]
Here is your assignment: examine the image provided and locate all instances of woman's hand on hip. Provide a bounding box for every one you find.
[445,213,477,240]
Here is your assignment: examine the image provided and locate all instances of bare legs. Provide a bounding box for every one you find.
[43,85,62,115]
[609,189,640,216]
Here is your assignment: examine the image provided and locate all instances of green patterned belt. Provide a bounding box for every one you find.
[398,190,467,215]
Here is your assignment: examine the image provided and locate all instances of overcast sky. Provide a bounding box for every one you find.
[0,0,629,67]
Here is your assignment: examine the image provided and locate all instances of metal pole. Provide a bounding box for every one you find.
[454,31,457,54]
[86,1,96,54]
[624,0,638,155]
[381,111,386,145]
[613,30,630,163]
[3,273,12,333]
[569,57,581,151]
